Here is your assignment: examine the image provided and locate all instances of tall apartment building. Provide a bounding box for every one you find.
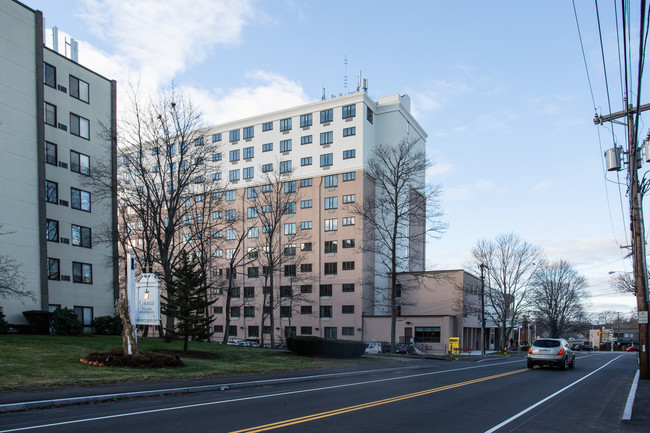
[0,0,118,325]
[134,91,427,343]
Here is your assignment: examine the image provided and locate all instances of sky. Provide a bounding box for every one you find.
[25,0,650,316]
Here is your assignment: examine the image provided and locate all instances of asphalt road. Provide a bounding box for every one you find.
[0,352,640,433]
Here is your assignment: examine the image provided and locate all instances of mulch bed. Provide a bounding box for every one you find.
[81,349,185,368]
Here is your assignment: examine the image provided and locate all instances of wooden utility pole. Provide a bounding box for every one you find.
[595,102,650,380]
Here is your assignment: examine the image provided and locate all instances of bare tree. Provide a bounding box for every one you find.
[91,84,220,335]
[468,233,544,351]
[354,137,447,352]
[610,271,636,295]
[527,260,589,338]
[0,226,33,302]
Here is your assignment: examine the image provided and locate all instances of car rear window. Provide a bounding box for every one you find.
[533,340,561,348]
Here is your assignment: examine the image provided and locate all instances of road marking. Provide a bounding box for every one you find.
[0,359,526,433]
[229,369,529,433]
[622,369,640,420]
[484,355,623,433]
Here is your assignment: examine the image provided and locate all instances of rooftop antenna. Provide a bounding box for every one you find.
[321,83,325,101]
[344,55,348,92]
[357,70,361,92]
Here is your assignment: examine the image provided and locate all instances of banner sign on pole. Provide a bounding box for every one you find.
[134,273,161,325]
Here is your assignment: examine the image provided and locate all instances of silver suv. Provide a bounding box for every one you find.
[527,338,575,370]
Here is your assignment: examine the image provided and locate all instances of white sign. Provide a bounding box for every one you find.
[639,311,648,324]
[134,273,161,325]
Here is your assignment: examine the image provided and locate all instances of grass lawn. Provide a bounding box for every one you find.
[0,334,391,391]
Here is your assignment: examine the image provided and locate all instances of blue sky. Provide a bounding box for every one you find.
[27,0,649,315]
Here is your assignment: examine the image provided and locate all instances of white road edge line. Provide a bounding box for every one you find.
[484,355,623,433]
[0,359,525,433]
[622,369,640,420]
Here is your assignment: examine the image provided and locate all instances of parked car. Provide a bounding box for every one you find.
[528,338,575,370]
[365,341,384,354]
[626,346,639,352]
[571,344,593,351]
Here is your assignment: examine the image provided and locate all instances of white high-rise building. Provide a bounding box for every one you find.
[0,0,118,326]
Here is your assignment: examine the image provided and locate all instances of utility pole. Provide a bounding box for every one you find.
[480,264,486,357]
[595,101,650,379]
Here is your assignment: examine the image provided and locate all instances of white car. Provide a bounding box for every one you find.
[365,341,383,354]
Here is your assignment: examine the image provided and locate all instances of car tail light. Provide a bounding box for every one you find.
[558,348,564,355]
[528,348,532,354]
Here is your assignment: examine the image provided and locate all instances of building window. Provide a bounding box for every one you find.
[324,262,337,275]
[301,263,312,273]
[229,169,240,182]
[247,207,258,219]
[212,133,222,142]
[320,109,333,123]
[229,149,240,162]
[280,160,292,173]
[301,135,313,145]
[244,286,255,298]
[342,239,355,248]
[284,223,296,235]
[342,217,355,226]
[301,326,312,335]
[300,114,313,127]
[300,178,312,187]
[284,202,296,214]
[45,142,57,166]
[214,306,223,314]
[74,306,93,326]
[226,190,236,201]
[284,264,296,277]
[45,102,56,126]
[280,306,292,318]
[342,194,355,204]
[46,180,58,204]
[247,267,259,279]
[343,127,356,137]
[70,113,90,139]
[342,327,354,336]
[284,181,296,194]
[212,171,222,181]
[300,285,312,294]
[342,172,356,182]
[230,306,240,318]
[342,261,355,271]
[343,150,356,159]
[262,142,273,152]
[300,305,312,315]
[226,229,237,241]
[225,209,236,221]
[47,258,60,280]
[247,186,259,198]
[212,152,222,161]
[342,283,355,292]
[69,75,89,103]
[324,327,337,339]
[280,139,292,153]
[46,219,59,242]
[229,326,238,336]
[324,240,337,254]
[324,197,337,210]
[320,153,333,167]
[301,157,312,166]
[320,131,333,145]
[284,244,296,256]
[244,306,255,318]
[301,242,312,251]
[71,188,91,212]
[243,146,254,160]
[44,62,56,88]
[320,305,332,317]
[262,163,273,173]
[415,327,441,343]
[262,122,273,131]
[71,224,92,248]
[300,221,312,230]
[243,126,254,139]
[280,118,292,131]
[247,247,258,259]
[72,262,93,284]
[285,326,297,337]
[300,200,312,209]
[324,175,338,188]
[70,150,90,175]
[324,218,337,232]
[342,104,356,119]
[342,305,354,314]
[194,137,204,146]
[243,167,254,179]
[229,129,240,142]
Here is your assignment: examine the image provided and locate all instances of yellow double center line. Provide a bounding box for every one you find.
[231,368,528,433]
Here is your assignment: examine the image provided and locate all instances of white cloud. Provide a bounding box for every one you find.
[184,70,311,125]
[443,178,498,201]
[533,181,552,192]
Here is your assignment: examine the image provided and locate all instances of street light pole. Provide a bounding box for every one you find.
[480,264,486,357]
